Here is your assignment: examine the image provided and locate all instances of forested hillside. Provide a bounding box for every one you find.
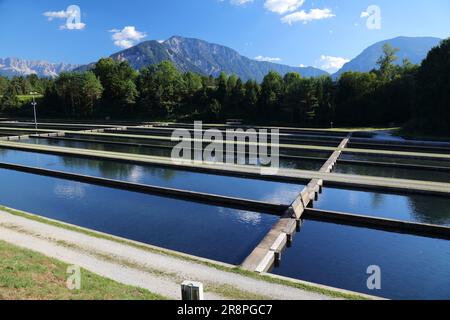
[1,38,449,135]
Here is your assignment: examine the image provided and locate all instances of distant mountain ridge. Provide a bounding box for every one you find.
[0,57,79,78]
[333,36,442,78]
[2,36,444,81]
[106,36,328,81]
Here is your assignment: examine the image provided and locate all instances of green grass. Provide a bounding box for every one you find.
[0,95,43,101]
[0,205,371,300]
[0,239,166,300]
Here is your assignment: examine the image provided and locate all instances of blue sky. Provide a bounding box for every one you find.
[0,0,449,72]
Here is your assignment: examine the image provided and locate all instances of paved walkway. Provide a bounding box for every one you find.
[0,209,357,300]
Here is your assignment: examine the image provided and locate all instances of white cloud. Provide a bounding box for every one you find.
[110,26,147,49]
[281,8,335,25]
[264,0,305,14]
[220,0,253,5]
[230,0,253,5]
[254,55,282,62]
[318,55,350,72]
[43,10,69,21]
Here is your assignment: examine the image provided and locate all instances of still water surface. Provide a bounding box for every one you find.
[334,162,450,183]
[0,148,305,204]
[0,168,278,264]
[316,187,450,226]
[22,137,326,171]
[272,220,450,300]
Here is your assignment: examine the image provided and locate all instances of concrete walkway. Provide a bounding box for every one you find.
[0,209,361,300]
[1,140,449,196]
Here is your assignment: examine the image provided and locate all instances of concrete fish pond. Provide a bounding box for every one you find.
[0,122,449,300]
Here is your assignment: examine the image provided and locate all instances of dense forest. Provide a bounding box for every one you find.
[1,38,449,135]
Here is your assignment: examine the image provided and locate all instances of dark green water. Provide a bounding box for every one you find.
[0,123,102,131]
[0,168,277,264]
[22,137,326,171]
[111,129,342,147]
[341,152,450,168]
[334,162,450,183]
[1,150,448,299]
[158,124,349,137]
[348,142,450,154]
[272,220,450,300]
[0,148,305,204]
[316,187,450,226]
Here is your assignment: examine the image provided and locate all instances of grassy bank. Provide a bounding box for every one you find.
[0,240,166,300]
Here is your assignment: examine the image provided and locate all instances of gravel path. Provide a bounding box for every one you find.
[0,209,355,300]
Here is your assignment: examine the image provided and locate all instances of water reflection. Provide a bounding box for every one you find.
[261,185,303,204]
[218,207,262,226]
[0,148,304,204]
[22,137,326,170]
[0,168,278,264]
[316,187,450,226]
[54,182,86,200]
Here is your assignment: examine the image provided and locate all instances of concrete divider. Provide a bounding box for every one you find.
[241,135,352,273]
[320,134,351,173]
[30,135,330,163]
[1,140,449,196]
[70,130,340,154]
[241,209,297,272]
[6,125,448,160]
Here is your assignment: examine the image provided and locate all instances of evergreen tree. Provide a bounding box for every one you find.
[54,72,103,117]
[376,43,399,81]
[0,82,20,111]
[260,71,283,119]
[413,38,450,133]
[137,60,186,117]
[93,58,138,113]
[0,76,9,95]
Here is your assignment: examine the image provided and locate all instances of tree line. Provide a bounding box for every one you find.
[1,38,449,135]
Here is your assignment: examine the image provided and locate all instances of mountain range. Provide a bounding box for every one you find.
[79,36,328,81]
[0,36,443,81]
[0,57,79,78]
[333,36,441,78]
